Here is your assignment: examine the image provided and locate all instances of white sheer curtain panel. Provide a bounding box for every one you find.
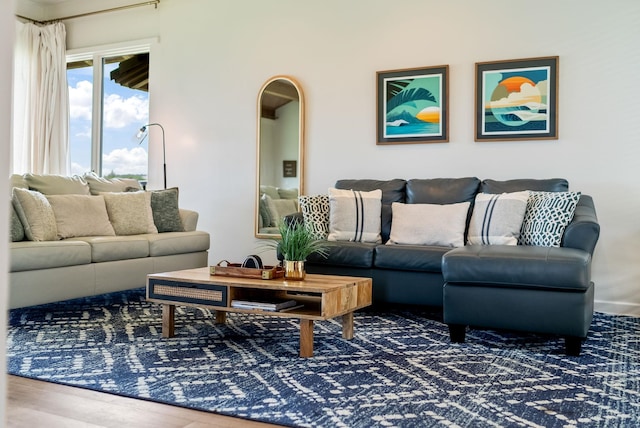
[13,21,70,175]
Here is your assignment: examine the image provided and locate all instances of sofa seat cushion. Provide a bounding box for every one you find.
[10,240,91,272]
[442,245,592,291]
[375,244,449,272]
[306,240,375,268]
[70,236,150,262]
[147,231,211,257]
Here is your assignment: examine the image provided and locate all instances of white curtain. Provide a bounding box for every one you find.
[13,21,69,175]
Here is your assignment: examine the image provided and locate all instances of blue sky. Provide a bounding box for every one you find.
[67,62,149,177]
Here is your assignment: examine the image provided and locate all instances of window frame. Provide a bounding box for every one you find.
[66,38,157,175]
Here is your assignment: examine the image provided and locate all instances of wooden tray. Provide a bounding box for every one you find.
[209,260,284,280]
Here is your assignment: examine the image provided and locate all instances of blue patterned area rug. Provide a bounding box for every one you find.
[6,289,640,428]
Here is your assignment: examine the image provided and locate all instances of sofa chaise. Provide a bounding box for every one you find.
[288,177,599,355]
[9,173,210,309]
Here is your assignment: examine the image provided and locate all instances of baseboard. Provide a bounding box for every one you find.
[595,299,640,317]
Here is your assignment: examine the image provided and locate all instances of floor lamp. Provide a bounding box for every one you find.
[136,123,166,189]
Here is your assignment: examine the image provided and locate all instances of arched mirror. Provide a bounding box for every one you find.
[255,76,305,238]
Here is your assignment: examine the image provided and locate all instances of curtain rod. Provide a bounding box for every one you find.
[16,0,159,25]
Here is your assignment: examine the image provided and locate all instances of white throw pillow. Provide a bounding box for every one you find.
[387,202,470,247]
[12,187,58,241]
[328,188,382,243]
[46,194,116,239]
[467,191,530,245]
[519,191,581,247]
[102,191,158,235]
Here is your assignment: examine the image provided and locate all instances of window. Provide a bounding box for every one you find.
[67,41,153,180]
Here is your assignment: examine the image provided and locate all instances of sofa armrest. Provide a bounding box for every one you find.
[561,195,600,255]
[179,209,199,232]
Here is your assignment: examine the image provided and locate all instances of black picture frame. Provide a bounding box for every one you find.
[475,56,559,141]
[377,65,449,145]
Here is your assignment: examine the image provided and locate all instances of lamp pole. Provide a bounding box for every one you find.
[138,123,166,189]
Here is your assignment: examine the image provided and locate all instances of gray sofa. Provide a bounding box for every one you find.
[295,177,599,355]
[9,173,210,309]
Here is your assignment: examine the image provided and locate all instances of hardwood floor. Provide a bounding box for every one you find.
[7,375,283,428]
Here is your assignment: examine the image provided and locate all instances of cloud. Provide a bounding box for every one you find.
[103,93,149,129]
[68,80,149,129]
[69,80,92,120]
[490,83,544,109]
[102,146,148,175]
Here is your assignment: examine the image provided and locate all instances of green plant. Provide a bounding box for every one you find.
[266,222,329,261]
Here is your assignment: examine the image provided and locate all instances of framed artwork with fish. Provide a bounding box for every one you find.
[475,56,558,141]
[377,65,449,145]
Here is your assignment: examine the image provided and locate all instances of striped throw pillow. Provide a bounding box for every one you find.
[467,191,530,245]
[327,188,382,243]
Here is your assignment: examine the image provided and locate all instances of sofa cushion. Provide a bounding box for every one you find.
[10,204,25,242]
[375,244,449,273]
[147,230,211,257]
[335,179,406,243]
[442,245,592,291]
[260,185,280,200]
[387,202,469,247]
[481,178,568,194]
[278,187,298,199]
[328,188,382,243]
[405,177,480,205]
[467,191,529,245]
[70,235,150,262]
[298,194,330,240]
[46,194,116,239]
[306,240,375,268]
[83,172,141,195]
[519,191,581,247]
[24,173,91,195]
[150,188,184,232]
[10,174,28,191]
[12,188,58,241]
[10,240,91,271]
[102,191,158,235]
[259,195,274,228]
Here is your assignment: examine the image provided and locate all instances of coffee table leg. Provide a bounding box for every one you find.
[342,312,354,340]
[215,311,227,324]
[162,304,175,338]
[300,319,314,358]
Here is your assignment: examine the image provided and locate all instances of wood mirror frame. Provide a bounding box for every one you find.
[255,76,305,239]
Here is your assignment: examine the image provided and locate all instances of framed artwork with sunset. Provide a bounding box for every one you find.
[475,56,558,141]
[377,65,449,144]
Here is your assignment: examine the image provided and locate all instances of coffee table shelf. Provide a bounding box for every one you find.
[146,267,372,357]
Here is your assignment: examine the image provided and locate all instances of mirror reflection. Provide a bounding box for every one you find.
[256,76,304,238]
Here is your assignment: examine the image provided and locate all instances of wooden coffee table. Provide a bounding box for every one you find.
[146,267,373,357]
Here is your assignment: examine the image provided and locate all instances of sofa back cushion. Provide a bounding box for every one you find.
[24,173,91,195]
[334,179,406,243]
[481,178,568,194]
[406,177,481,204]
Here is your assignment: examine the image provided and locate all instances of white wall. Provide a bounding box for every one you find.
[17,0,640,315]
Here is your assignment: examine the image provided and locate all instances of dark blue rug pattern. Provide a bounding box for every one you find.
[6,288,640,427]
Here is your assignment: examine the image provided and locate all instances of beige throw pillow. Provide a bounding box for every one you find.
[12,187,58,241]
[102,191,158,235]
[328,188,382,243]
[387,202,470,247]
[46,194,116,239]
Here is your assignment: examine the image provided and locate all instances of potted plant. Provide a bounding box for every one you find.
[267,221,329,281]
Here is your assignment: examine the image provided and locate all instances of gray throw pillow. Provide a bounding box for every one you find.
[151,187,184,232]
[10,203,25,242]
